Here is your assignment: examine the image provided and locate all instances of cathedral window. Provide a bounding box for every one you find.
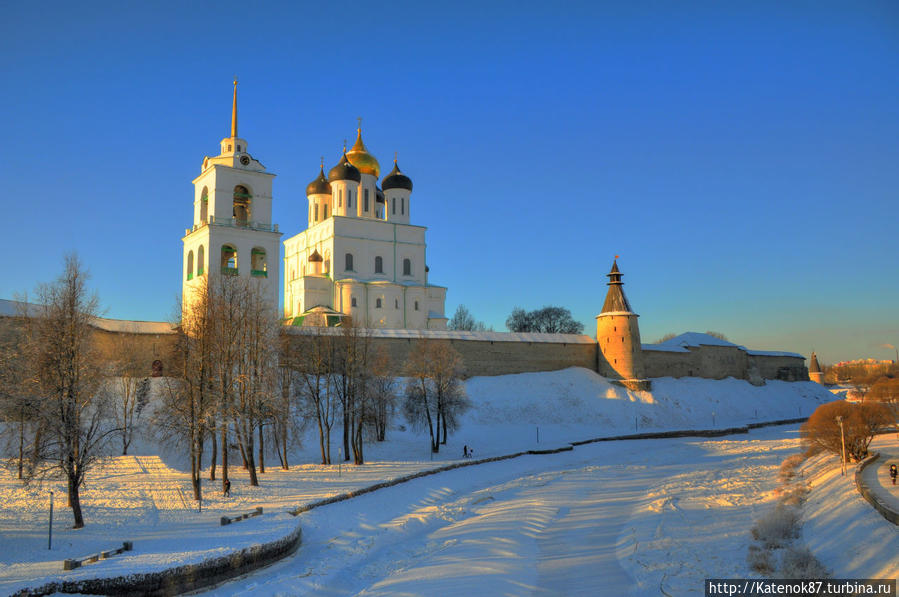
[395,298,399,309]
[186,250,194,281]
[197,245,204,275]
[376,298,382,308]
[324,205,329,218]
[348,191,353,209]
[351,297,357,307]
[364,189,369,212]
[375,256,383,274]
[237,144,241,152]
[233,185,251,225]
[314,204,319,221]
[339,189,343,207]
[401,197,405,215]
[345,253,354,271]
[392,199,396,215]
[403,258,411,276]
[415,301,419,311]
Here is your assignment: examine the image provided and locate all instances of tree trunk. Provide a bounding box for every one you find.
[258,424,265,474]
[17,414,24,480]
[68,474,84,529]
[238,433,249,470]
[221,424,229,491]
[343,406,350,461]
[209,428,217,481]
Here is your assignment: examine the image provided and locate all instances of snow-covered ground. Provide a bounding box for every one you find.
[0,368,850,594]
[802,434,899,579]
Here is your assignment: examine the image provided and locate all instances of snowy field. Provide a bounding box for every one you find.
[0,368,855,595]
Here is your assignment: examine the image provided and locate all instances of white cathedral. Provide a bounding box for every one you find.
[182,82,447,330]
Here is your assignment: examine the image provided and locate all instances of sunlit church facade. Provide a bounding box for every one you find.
[182,83,447,330]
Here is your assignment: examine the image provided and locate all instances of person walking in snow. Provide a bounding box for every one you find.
[463,445,469,458]
[890,464,897,486]
[223,478,231,497]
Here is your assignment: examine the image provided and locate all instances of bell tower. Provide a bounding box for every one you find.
[182,80,281,315]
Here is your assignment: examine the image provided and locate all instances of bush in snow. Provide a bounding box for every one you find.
[751,503,800,549]
[779,546,829,579]
[747,544,775,575]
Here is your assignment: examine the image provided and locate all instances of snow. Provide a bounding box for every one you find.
[645,332,805,359]
[801,434,899,579]
[1,368,881,596]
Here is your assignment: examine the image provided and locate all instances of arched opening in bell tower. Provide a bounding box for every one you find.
[186,251,194,281]
[251,248,268,277]
[233,185,251,226]
[200,187,208,224]
[221,245,238,275]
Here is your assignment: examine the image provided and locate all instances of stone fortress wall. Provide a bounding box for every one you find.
[0,301,808,383]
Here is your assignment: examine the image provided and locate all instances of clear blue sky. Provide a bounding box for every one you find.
[2,1,897,364]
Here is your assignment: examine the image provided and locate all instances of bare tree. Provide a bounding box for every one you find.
[801,399,892,462]
[368,348,397,442]
[505,306,583,334]
[106,337,148,455]
[153,279,216,501]
[23,255,112,528]
[333,319,372,465]
[0,316,41,480]
[403,340,470,453]
[447,305,489,331]
[287,318,337,464]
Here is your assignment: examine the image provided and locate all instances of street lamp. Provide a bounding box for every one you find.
[835,415,847,476]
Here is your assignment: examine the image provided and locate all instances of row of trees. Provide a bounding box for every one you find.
[0,255,472,528]
[447,304,585,335]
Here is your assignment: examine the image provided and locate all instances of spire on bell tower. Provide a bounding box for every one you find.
[231,78,238,138]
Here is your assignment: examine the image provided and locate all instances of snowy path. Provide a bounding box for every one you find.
[862,437,899,514]
[210,428,802,596]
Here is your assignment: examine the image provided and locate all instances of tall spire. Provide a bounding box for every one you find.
[231,78,238,138]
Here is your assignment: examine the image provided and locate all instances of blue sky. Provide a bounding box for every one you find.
[1,1,897,364]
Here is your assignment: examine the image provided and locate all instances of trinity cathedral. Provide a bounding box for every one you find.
[182,82,447,330]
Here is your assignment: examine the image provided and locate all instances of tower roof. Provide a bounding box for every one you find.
[308,250,323,263]
[346,126,380,178]
[600,258,634,314]
[809,352,822,373]
[306,165,332,196]
[328,152,362,183]
[382,159,413,191]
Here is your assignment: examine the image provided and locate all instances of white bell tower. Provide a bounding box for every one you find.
[182,80,281,315]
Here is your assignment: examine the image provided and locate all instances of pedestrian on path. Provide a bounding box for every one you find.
[224,478,231,497]
[890,464,897,486]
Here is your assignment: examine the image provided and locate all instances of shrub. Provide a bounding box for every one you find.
[747,544,775,575]
[751,504,800,549]
[800,400,892,462]
[779,546,829,579]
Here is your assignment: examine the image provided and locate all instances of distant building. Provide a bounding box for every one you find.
[808,352,824,384]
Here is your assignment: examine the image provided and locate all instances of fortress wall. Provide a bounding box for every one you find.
[0,315,806,382]
[749,354,810,382]
[284,332,598,378]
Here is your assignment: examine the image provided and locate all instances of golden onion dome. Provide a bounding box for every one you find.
[345,128,380,178]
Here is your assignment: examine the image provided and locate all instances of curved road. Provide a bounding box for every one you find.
[204,428,802,596]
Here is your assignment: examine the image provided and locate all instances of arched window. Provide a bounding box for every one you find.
[401,197,405,215]
[403,258,411,276]
[364,189,369,212]
[251,248,267,277]
[200,187,208,224]
[414,300,419,311]
[345,253,354,271]
[392,199,396,215]
[221,245,238,274]
[374,256,383,274]
[324,205,329,218]
[376,298,382,309]
[197,245,205,275]
[186,250,194,281]
[233,185,251,225]
[314,204,319,222]
[395,298,399,309]
[324,250,331,274]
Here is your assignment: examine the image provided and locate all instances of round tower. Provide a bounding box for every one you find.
[382,157,413,224]
[808,352,824,384]
[328,151,362,217]
[306,163,332,226]
[596,258,649,389]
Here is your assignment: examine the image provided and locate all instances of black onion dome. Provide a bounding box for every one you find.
[381,161,413,191]
[328,153,362,183]
[375,187,385,203]
[306,166,332,196]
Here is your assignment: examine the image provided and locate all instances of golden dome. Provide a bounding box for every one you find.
[346,128,380,178]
